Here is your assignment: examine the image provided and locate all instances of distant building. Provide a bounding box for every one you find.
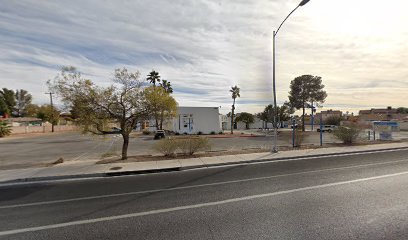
[358,106,405,121]
[144,107,222,134]
[315,109,343,121]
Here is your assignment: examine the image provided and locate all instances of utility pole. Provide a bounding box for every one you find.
[45,92,55,132]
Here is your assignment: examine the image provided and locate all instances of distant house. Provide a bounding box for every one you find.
[358,107,406,121]
[315,110,343,121]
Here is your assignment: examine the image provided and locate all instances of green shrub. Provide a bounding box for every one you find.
[175,132,180,135]
[142,130,151,135]
[210,131,216,135]
[0,121,11,137]
[179,137,211,155]
[153,137,178,157]
[333,126,361,144]
[197,131,203,135]
[218,131,223,135]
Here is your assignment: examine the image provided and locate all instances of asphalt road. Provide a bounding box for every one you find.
[1,148,408,239]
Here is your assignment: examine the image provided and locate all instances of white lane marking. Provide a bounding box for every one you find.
[1,170,408,236]
[1,158,408,209]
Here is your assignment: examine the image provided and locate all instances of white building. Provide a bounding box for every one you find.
[173,107,221,134]
[145,106,221,134]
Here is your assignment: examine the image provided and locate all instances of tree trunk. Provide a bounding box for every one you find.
[121,133,129,160]
[302,106,305,132]
[230,102,235,134]
[155,115,159,130]
[159,111,164,130]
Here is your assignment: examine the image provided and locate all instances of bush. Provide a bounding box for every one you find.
[333,126,361,144]
[153,137,179,157]
[218,131,223,135]
[175,132,180,135]
[179,137,211,155]
[142,130,151,135]
[152,136,211,156]
[210,131,216,135]
[0,121,11,137]
[325,116,343,126]
[197,131,203,135]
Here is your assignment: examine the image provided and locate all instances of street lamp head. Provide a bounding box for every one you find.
[299,0,310,6]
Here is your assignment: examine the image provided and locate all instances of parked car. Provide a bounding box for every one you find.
[154,130,166,140]
[102,127,122,134]
[317,125,337,133]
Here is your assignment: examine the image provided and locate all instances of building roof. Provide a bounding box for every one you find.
[359,108,398,115]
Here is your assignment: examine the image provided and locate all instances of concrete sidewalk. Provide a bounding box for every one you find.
[1,142,407,184]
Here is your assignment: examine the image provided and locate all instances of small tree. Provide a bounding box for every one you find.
[257,103,294,128]
[25,104,41,117]
[0,121,12,137]
[15,89,32,117]
[144,86,178,130]
[235,112,254,129]
[288,75,327,131]
[0,88,16,115]
[49,66,147,160]
[397,107,408,114]
[37,105,60,126]
[230,85,240,134]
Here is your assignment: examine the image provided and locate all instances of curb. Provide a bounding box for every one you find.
[2,146,408,186]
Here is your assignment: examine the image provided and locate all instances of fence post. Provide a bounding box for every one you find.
[292,118,296,148]
[320,115,323,146]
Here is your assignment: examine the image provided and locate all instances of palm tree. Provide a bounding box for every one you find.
[146,70,161,86]
[160,80,173,94]
[229,85,240,134]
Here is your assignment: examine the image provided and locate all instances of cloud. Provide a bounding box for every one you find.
[0,0,407,114]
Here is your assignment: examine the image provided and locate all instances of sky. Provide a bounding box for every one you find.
[1,0,407,115]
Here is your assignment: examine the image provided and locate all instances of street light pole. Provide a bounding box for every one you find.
[271,0,310,153]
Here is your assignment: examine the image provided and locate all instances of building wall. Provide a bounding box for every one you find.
[172,107,221,134]
[11,125,78,135]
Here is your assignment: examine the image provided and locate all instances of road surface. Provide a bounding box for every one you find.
[1,148,408,239]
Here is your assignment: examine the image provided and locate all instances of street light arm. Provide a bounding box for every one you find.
[275,5,299,36]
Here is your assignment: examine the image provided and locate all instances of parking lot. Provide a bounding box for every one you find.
[6,128,407,170]
[0,130,347,170]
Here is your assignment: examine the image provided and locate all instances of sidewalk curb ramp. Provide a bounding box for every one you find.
[2,146,408,186]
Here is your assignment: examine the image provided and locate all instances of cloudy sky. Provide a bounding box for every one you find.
[1,0,407,114]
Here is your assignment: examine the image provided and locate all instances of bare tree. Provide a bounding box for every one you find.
[49,67,148,160]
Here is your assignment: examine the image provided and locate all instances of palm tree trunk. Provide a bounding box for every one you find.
[302,106,305,132]
[231,99,235,134]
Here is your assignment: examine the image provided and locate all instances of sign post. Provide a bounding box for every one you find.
[319,114,323,146]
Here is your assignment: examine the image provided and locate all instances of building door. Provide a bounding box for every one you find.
[181,114,194,134]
